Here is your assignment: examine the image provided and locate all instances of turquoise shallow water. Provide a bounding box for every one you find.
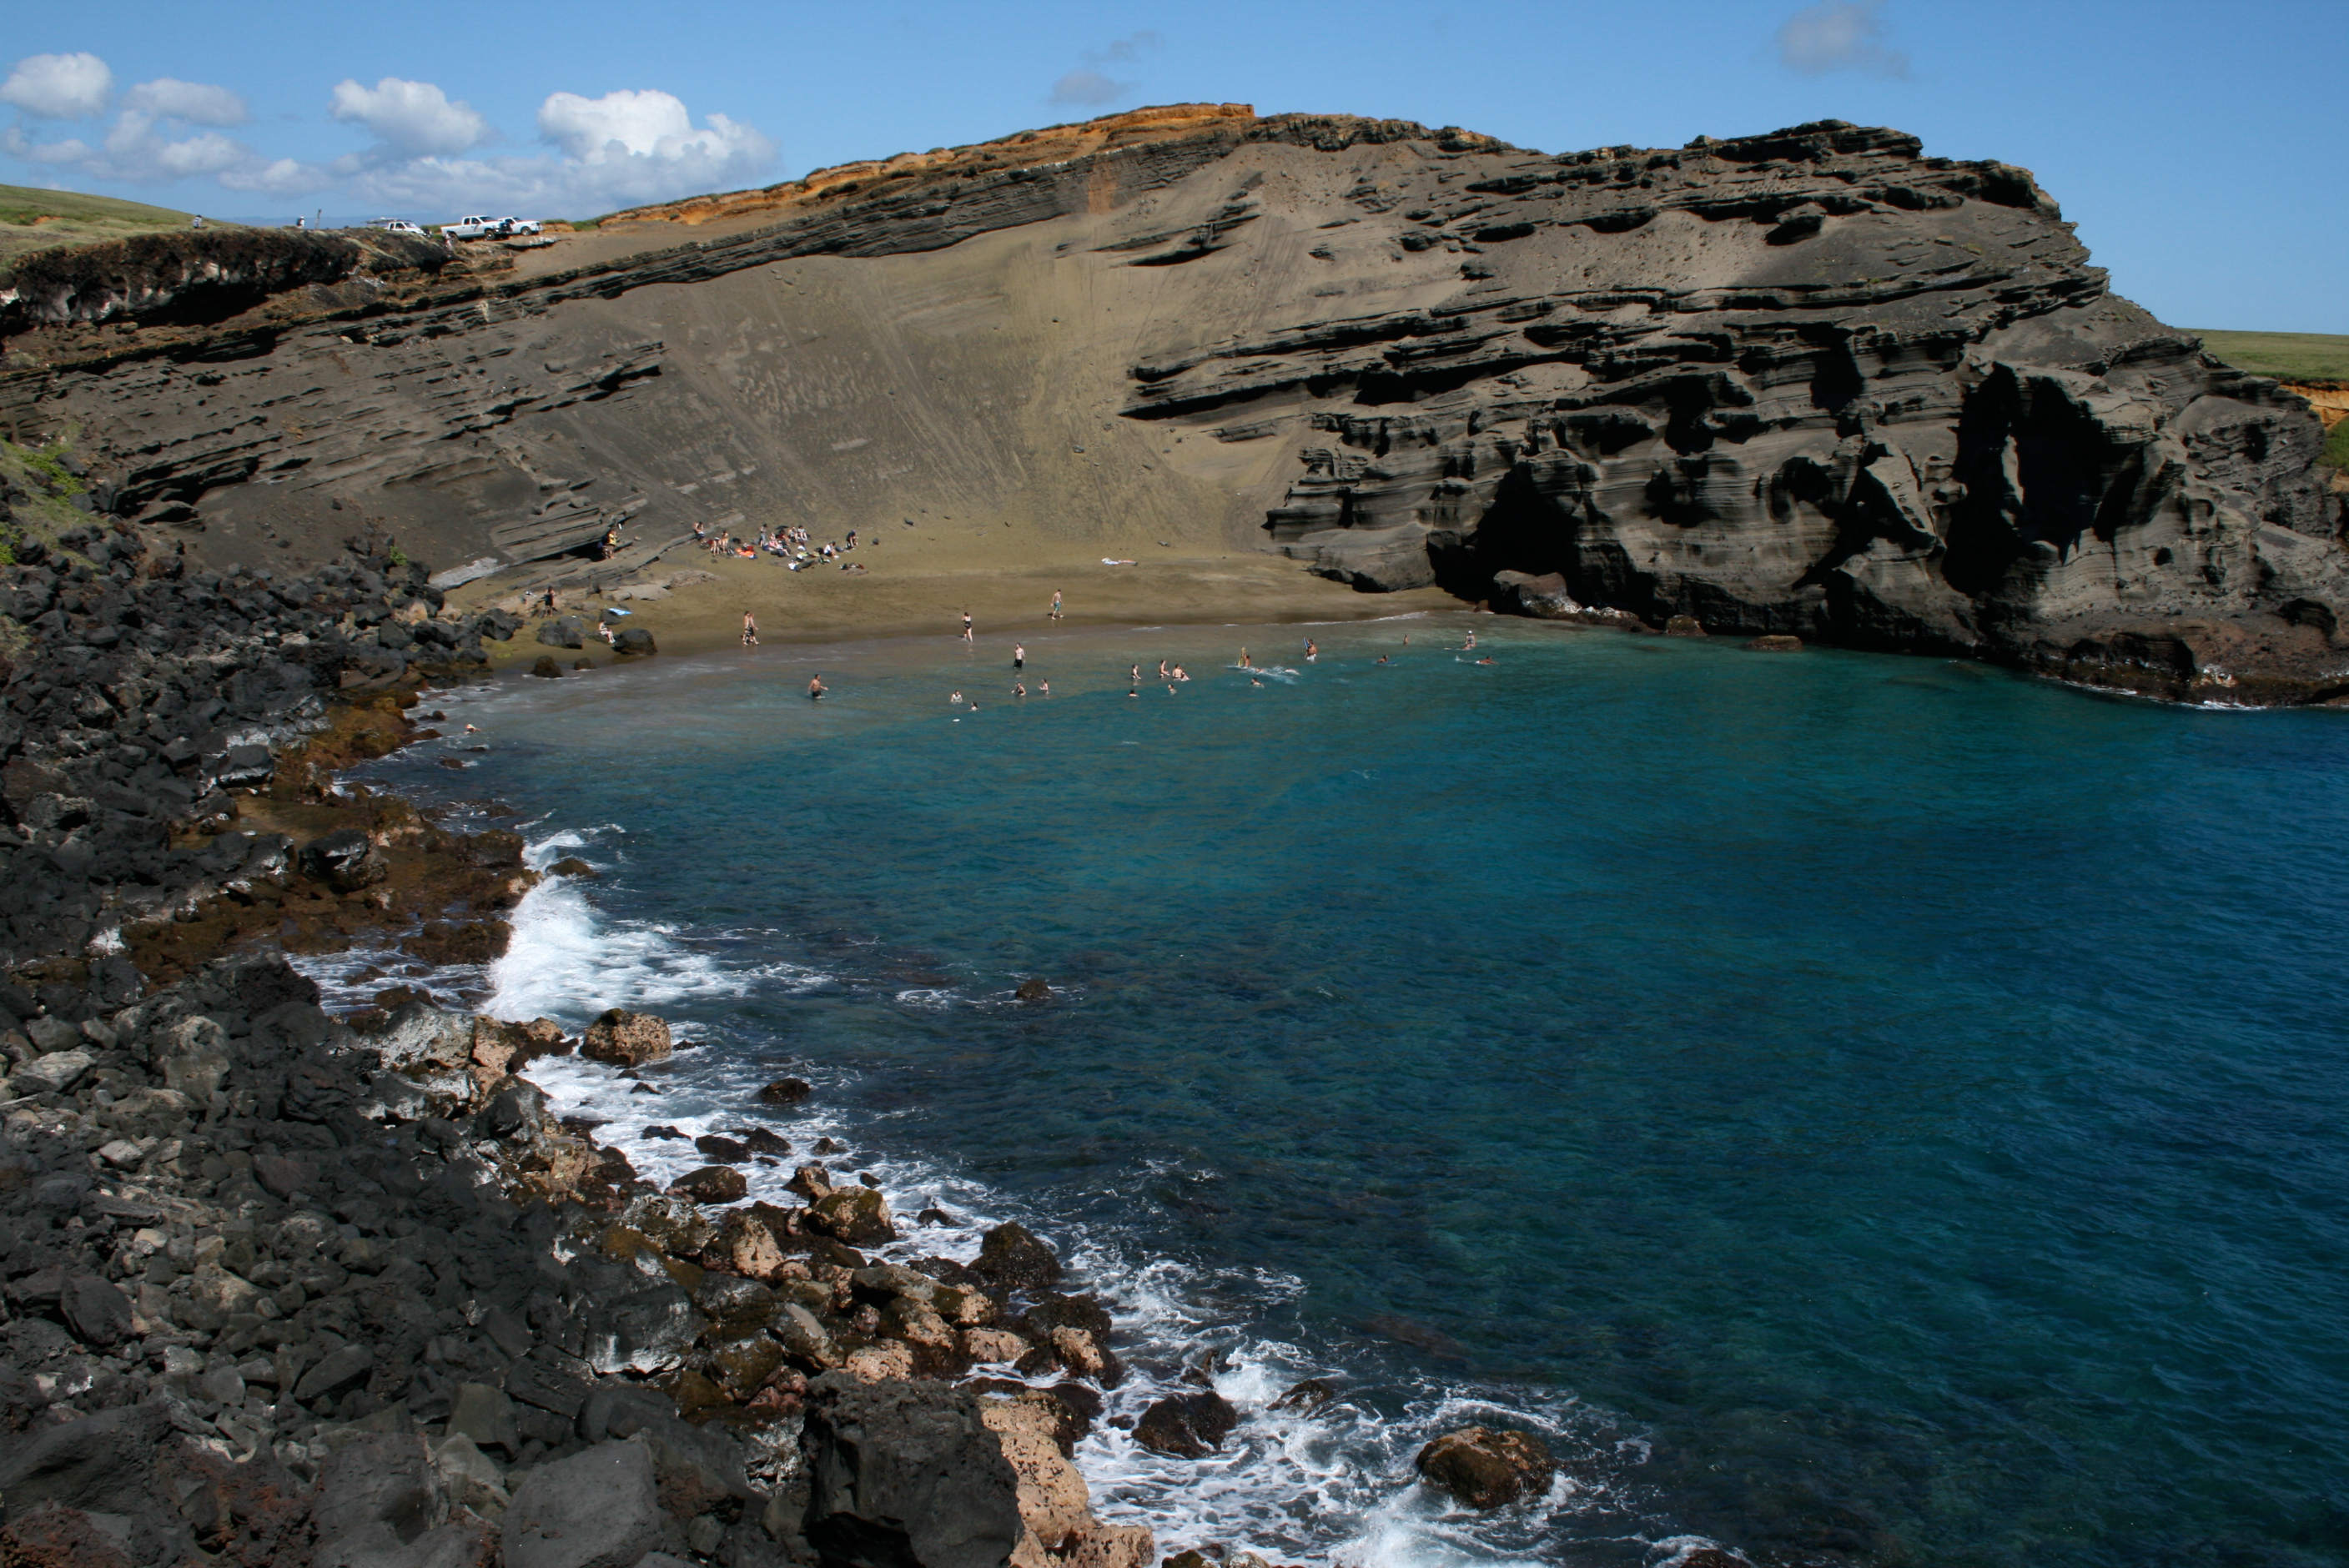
[345,616,2349,1567]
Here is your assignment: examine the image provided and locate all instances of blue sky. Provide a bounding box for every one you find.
[2,1,2339,333]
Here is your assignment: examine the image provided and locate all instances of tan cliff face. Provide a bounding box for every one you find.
[603,102,1266,229]
[0,106,2342,698]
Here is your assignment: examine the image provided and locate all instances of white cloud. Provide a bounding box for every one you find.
[1049,32,1165,108]
[122,78,249,127]
[1050,71,1125,108]
[219,156,333,197]
[1777,0,1911,78]
[330,76,493,157]
[1091,32,1164,65]
[3,110,251,183]
[0,65,768,219]
[0,52,114,120]
[335,88,773,217]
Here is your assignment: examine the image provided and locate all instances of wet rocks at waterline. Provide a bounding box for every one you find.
[1415,1425,1557,1509]
[0,962,1173,1568]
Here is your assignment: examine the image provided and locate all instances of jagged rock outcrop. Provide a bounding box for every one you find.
[0,228,449,332]
[1123,119,2345,696]
[0,108,2339,699]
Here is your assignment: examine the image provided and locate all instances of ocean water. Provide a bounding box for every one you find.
[331,615,2349,1568]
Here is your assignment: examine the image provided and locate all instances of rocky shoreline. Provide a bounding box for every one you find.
[0,515,1585,1568]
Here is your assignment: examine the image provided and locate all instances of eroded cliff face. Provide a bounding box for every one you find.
[0,108,2339,699]
[1118,119,2345,696]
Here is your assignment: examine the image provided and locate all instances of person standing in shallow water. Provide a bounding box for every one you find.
[742,611,758,646]
[807,674,826,699]
[1305,638,1318,662]
[1050,590,1063,621]
[1014,643,1025,670]
[962,611,973,643]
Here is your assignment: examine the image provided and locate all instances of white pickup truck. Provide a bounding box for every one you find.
[445,214,542,239]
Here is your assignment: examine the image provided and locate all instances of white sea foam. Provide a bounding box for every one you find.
[484,827,827,1023]
[404,819,1673,1568]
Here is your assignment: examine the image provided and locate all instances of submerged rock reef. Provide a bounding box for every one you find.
[0,105,2338,701]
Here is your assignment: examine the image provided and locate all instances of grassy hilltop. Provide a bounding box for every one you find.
[2191,329,2349,384]
[0,183,209,269]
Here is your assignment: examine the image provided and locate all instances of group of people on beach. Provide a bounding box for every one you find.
[697,520,866,573]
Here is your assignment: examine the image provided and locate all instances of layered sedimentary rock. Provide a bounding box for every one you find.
[1115,120,2346,698]
[0,228,449,331]
[0,107,2340,698]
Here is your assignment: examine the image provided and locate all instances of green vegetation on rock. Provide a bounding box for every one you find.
[0,433,94,560]
[2191,329,2349,383]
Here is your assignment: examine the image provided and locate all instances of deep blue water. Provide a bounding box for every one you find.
[345,616,2349,1568]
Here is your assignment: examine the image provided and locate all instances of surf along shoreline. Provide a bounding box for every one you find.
[0,525,1586,1568]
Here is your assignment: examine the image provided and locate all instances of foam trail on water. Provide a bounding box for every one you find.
[430,822,1707,1568]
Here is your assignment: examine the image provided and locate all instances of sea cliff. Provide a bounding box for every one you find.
[0,107,2340,703]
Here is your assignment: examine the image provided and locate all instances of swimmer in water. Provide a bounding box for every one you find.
[1476,656,1495,666]
[1305,638,1318,661]
[1040,681,1051,697]
[1376,655,1390,666]
[949,690,963,705]
[1127,686,1138,699]
[1157,660,1169,679]
[1250,676,1264,687]
[1130,664,1140,685]
[1463,630,1477,651]
[1014,682,1027,698]
[808,674,827,698]
[1172,665,1188,681]
[1240,646,1250,668]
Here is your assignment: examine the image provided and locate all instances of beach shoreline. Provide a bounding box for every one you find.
[452,553,1466,669]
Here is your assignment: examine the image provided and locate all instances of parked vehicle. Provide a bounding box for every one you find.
[365,218,425,235]
[495,217,543,237]
[444,214,499,239]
